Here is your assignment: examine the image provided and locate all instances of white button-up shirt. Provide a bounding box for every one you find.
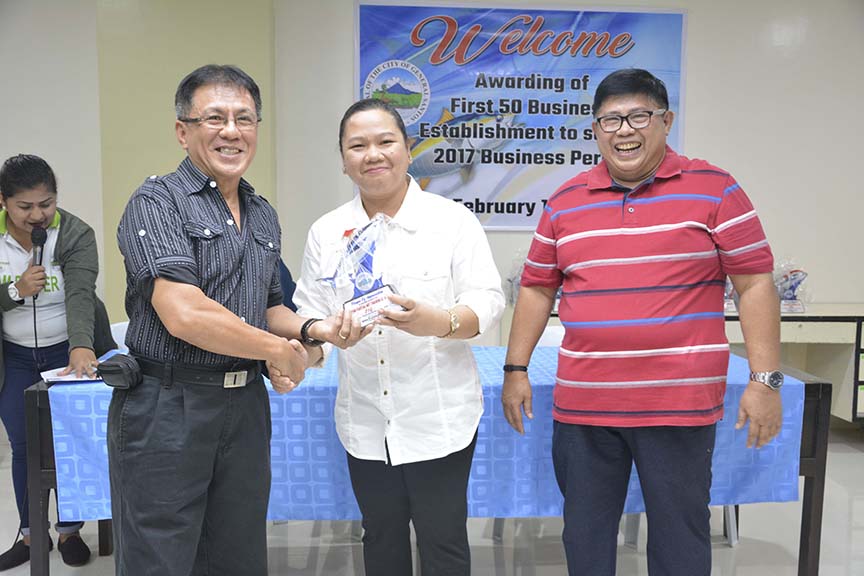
[294,178,504,465]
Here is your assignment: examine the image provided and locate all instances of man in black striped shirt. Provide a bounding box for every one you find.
[109,65,362,576]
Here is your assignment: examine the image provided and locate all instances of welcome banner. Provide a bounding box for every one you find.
[357,3,684,229]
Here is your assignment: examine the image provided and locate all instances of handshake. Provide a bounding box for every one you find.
[266,311,372,394]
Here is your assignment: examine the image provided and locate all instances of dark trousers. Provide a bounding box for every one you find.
[346,433,477,576]
[552,422,716,576]
[107,372,272,576]
[0,340,82,535]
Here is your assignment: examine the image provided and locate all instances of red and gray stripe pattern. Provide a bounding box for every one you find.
[521,148,773,427]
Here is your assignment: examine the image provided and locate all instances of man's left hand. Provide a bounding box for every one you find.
[311,311,372,349]
[59,347,98,379]
[735,382,783,448]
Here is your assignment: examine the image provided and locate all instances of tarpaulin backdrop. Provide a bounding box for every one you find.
[357,3,684,229]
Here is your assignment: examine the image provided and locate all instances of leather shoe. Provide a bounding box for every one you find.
[58,534,90,567]
[0,540,29,571]
[0,536,55,571]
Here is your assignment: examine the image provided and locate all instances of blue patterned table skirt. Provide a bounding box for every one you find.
[47,347,803,522]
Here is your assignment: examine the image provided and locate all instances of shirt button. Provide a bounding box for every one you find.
[379,359,384,365]
[149,175,157,180]
[383,390,388,396]
[138,229,146,237]
[627,207,635,213]
[240,316,246,323]
[209,181,217,188]
[378,330,382,336]
[268,242,274,249]
[204,228,211,236]
[227,219,234,226]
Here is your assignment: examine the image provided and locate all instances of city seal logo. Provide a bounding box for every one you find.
[363,60,430,126]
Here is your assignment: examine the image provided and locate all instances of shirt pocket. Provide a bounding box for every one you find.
[250,227,281,286]
[396,253,452,308]
[182,221,224,268]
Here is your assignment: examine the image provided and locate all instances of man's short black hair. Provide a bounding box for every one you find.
[175,64,262,119]
[592,69,669,115]
[0,154,57,198]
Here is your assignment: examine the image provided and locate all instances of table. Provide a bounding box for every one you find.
[25,347,827,576]
[725,303,863,423]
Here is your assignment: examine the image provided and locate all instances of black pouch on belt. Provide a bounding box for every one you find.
[97,354,143,390]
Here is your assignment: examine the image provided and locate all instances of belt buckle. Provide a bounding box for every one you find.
[223,370,248,389]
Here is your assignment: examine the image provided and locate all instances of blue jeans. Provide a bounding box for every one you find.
[552,422,716,576]
[0,340,83,536]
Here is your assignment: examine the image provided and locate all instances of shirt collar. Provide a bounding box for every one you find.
[176,156,256,196]
[0,209,61,235]
[587,145,683,191]
[347,176,422,232]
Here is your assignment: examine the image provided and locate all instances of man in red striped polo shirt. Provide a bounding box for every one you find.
[503,69,782,575]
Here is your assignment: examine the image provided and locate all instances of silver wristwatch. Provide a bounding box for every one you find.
[749,370,784,391]
[7,282,22,303]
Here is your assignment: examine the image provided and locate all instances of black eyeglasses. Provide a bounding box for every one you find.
[178,113,261,132]
[595,109,667,133]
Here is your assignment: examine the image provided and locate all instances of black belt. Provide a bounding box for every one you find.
[136,356,262,388]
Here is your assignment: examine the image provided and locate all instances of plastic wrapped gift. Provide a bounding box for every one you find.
[775,269,808,301]
[317,213,392,310]
[774,262,808,313]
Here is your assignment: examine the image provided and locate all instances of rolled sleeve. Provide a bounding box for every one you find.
[117,188,198,288]
[267,258,284,309]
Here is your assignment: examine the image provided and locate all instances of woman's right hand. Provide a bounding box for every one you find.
[16,265,46,298]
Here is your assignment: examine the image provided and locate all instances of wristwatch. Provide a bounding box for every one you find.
[749,370,784,391]
[7,282,22,303]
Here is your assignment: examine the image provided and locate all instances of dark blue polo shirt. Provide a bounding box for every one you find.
[117,157,283,365]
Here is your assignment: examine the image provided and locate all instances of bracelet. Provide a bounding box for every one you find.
[442,308,460,338]
[300,318,325,346]
[503,364,529,372]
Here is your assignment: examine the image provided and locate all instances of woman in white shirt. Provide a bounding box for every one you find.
[293,99,504,575]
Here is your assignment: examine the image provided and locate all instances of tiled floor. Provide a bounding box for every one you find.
[0,422,861,575]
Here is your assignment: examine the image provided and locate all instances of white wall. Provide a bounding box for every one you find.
[275,0,864,304]
[0,0,859,304]
[0,0,105,293]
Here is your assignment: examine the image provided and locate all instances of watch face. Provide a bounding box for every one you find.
[768,371,784,389]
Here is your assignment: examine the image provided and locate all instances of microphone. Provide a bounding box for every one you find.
[31,226,47,266]
[31,226,47,301]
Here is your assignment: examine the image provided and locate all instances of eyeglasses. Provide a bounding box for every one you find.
[595,109,667,133]
[178,113,261,131]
